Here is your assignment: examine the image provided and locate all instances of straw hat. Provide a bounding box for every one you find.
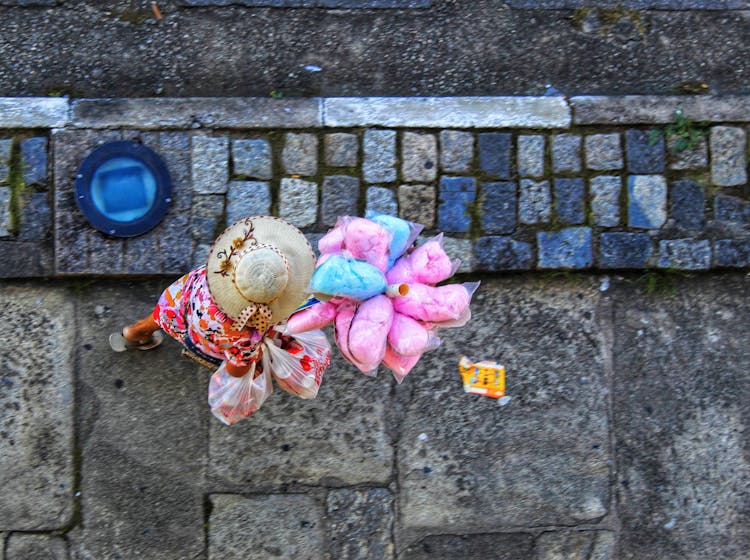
[206,216,315,332]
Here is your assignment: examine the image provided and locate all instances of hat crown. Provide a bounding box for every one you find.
[233,245,289,304]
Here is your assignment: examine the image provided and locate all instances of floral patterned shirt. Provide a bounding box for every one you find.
[153,266,264,367]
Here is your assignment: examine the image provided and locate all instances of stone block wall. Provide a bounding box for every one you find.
[0,96,749,278]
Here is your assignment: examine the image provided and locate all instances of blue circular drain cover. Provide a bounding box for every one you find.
[75,141,172,237]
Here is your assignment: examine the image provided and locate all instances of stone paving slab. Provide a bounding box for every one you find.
[398,532,536,560]
[208,494,325,560]
[209,352,393,488]
[396,276,611,548]
[612,275,750,559]
[0,285,75,531]
[71,280,208,559]
[5,533,68,559]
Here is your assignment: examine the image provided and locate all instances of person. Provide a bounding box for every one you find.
[110,215,317,379]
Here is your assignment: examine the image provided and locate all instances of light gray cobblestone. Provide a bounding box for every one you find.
[365,186,397,216]
[20,136,48,187]
[710,126,747,187]
[399,184,436,227]
[226,181,271,223]
[628,175,667,229]
[322,175,360,226]
[279,177,318,227]
[191,136,228,194]
[552,134,582,173]
[363,129,397,183]
[585,133,622,170]
[0,97,68,128]
[439,130,473,173]
[190,194,225,242]
[441,236,474,272]
[517,134,545,178]
[0,187,10,237]
[282,132,318,176]
[402,131,437,182]
[668,136,708,170]
[0,138,11,183]
[590,176,621,227]
[325,132,358,167]
[18,191,50,242]
[232,138,272,180]
[519,179,551,224]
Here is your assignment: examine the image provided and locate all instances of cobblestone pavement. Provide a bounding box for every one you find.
[1,96,749,278]
[0,94,749,559]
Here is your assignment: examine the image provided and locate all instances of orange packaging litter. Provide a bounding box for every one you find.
[459,356,505,399]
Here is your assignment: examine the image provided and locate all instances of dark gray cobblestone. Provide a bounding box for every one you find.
[0,96,749,276]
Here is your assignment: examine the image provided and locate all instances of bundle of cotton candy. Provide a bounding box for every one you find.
[287,213,479,382]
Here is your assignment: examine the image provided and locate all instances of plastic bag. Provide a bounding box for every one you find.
[208,361,273,425]
[309,255,387,300]
[385,233,460,285]
[263,329,332,399]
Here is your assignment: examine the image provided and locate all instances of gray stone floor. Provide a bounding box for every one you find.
[1,272,748,559]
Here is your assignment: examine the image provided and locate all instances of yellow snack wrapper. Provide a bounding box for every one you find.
[458,356,505,399]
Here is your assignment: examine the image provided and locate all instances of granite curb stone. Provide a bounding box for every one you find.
[0,97,68,128]
[71,97,322,129]
[571,95,750,125]
[0,95,747,128]
[324,97,571,128]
